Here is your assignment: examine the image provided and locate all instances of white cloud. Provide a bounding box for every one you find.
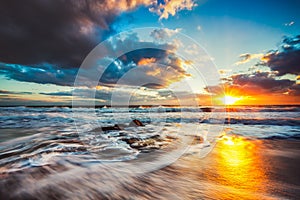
[150,0,197,20]
[284,21,295,26]
[150,28,182,41]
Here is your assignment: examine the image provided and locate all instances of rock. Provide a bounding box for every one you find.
[129,119,144,127]
[191,135,204,145]
[91,127,103,132]
[92,124,124,132]
[165,135,177,140]
[91,120,144,132]
[200,107,212,112]
[121,137,140,145]
[130,139,155,148]
[149,134,160,139]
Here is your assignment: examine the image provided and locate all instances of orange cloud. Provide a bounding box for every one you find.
[137,57,156,66]
[205,70,300,105]
[235,53,263,65]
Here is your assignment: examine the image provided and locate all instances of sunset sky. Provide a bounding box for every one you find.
[0,0,299,106]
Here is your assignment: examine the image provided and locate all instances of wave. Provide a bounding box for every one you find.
[262,133,300,140]
[223,106,300,113]
[1,105,300,114]
[201,117,300,126]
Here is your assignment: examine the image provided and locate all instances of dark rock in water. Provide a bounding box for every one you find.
[149,134,163,141]
[200,107,212,112]
[165,135,177,140]
[92,124,123,132]
[118,131,127,136]
[130,139,156,149]
[116,124,126,130]
[101,124,123,131]
[129,119,144,127]
[149,134,160,139]
[138,145,160,153]
[122,137,159,152]
[121,137,140,145]
[91,127,103,132]
[92,120,144,132]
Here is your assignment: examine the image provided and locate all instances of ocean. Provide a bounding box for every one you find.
[0,106,300,199]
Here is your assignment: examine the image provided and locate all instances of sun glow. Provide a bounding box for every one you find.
[220,95,242,105]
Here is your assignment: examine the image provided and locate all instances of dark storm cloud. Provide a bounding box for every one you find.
[289,84,300,96]
[206,71,299,96]
[0,31,190,88]
[0,63,77,86]
[40,89,111,100]
[231,71,294,93]
[0,0,196,68]
[39,91,73,97]
[0,0,195,89]
[0,97,58,106]
[1,0,102,68]
[0,90,32,95]
[261,35,300,76]
[0,0,158,68]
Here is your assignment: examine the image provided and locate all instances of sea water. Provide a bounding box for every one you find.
[0,106,299,199]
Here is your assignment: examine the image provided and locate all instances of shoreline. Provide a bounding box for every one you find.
[1,137,299,199]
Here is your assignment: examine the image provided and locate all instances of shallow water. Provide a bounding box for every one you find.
[0,106,299,199]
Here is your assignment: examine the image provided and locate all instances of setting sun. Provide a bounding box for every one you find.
[221,95,242,105]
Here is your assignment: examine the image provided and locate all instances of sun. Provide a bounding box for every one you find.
[221,95,242,105]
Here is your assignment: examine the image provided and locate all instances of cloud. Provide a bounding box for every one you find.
[235,53,263,65]
[205,35,300,103]
[0,0,115,68]
[0,96,57,106]
[100,49,191,88]
[218,69,232,75]
[137,58,157,66]
[39,87,195,105]
[260,35,300,76]
[0,63,78,86]
[39,88,114,104]
[206,71,299,97]
[284,21,295,26]
[150,0,197,20]
[150,28,181,41]
[77,32,191,89]
[289,84,300,96]
[0,0,195,69]
[0,31,190,89]
[230,71,296,94]
[0,90,32,95]
[39,91,73,96]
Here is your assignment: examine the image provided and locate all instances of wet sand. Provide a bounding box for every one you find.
[1,137,300,199]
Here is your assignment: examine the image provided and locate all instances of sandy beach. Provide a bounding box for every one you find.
[1,136,299,200]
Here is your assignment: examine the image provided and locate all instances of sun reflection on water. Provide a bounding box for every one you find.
[215,135,268,192]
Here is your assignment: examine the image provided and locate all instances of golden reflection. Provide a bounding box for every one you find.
[215,135,267,192]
